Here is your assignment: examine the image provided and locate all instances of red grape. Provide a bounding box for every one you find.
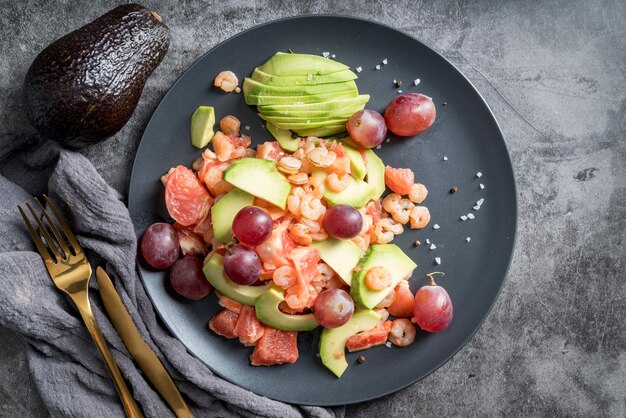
[346,109,387,148]
[141,223,179,270]
[313,289,354,328]
[322,205,363,239]
[413,274,452,332]
[223,244,261,285]
[170,256,212,300]
[232,206,273,246]
[384,93,436,136]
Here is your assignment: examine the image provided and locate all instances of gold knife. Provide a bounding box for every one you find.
[96,267,195,418]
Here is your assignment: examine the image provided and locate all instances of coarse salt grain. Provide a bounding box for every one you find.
[356,66,363,73]
[480,183,485,190]
[382,58,388,65]
[473,205,481,210]
[435,257,441,265]
[322,51,330,57]
[443,156,448,161]
[425,238,430,244]
[460,215,468,221]
[331,54,336,58]
[430,243,436,250]
[385,342,392,348]
[467,213,475,219]
[466,237,471,242]
[414,78,421,86]
[385,138,390,143]
[397,90,403,94]
[245,125,250,131]
[476,172,483,178]
[376,144,382,149]
[433,224,440,230]
[375,64,381,70]
[307,73,313,81]
[477,198,484,205]
[393,79,397,84]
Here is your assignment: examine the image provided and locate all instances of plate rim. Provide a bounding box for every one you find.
[128,14,518,406]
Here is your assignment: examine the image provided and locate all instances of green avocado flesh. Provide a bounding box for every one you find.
[310,238,363,286]
[203,253,270,306]
[311,169,376,208]
[259,113,354,124]
[223,158,291,209]
[255,288,319,331]
[266,122,300,152]
[350,244,417,309]
[319,309,381,377]
[211,188,254,243]
[246,89,358,106]
[363,148,386,201]
[243,78,357,97]
[337,141,367,181]
[262,117,350,130]
[293,125,347,137]
[190,106,215,149]
[257,52,349,76]
[258,95,369,113]
[251,68,357,86]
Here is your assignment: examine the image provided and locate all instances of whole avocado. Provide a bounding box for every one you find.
[23,4,170,148]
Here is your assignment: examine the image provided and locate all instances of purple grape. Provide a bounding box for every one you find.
[170,256,212,300]
[141,223,179,270]
[346,109,387,148]
[313,289,355,328]
[223,244,261,285]
[232,206,273,246]
[322,205,363,239]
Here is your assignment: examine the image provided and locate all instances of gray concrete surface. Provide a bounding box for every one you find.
[1,0,625,416]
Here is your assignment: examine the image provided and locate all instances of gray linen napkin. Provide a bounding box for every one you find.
[0,140,344,418]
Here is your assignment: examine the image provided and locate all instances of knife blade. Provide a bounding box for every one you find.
[96,267,194,418]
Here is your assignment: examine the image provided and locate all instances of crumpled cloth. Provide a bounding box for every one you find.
[0,138,344,418]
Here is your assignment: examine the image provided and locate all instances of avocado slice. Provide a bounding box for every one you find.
[351,244,417,309]
[245,89,358,106]
[263,117,350,131]
[363,148,386,201]
[294,124,347,137]
[258,104,363,118]
[223,158,291,209]
[243,78,357,97]
[310,238,363,286]
[190,106,215,149]
[338,142,367,181]
[252,68,357,86]
[319,309,381,378]
[258,52,349,76]
[203,253,270,306]
[260,113,354,125]
[255,288,319,331]
[258,95,369,113]
[211,188,254,243]
[311,169,376,208]
[266,122,300,152]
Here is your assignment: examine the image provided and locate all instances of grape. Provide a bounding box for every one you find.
[346,109,387,148]
[413,277,453,332]
[322,205,363,239]
[141,223,179,270]
[223,244,261,285]
[313,289,354,328]
[384,93,436,136]
[232,206,273,246]
[170,256,212,300]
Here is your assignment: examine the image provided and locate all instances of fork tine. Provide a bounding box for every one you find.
[18,205,54,264]
[35,197,71,259]
[25,202,61,261]
[43,195,82,254]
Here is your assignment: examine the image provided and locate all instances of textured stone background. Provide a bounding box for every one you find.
[1,0,625,416]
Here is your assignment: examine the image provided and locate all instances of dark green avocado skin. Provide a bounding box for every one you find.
[24,4,170,148]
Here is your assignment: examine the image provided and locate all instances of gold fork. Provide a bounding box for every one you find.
[19,195,143,418]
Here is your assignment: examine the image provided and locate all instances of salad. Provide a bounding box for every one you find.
[140,52,453,378]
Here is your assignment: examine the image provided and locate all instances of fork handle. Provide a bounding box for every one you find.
[76,301,144,418]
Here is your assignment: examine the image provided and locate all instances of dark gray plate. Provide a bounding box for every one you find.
[128,15,517,406]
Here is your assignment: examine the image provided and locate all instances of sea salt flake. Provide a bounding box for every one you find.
[382,58,388,65]
[443,156,448,161]
[460,215,468,221]
[466,237,471,242]
[356,66,363,73]
[433,224,440,230]
[413,78,421,86]
[376,144,382,149]
[306,73,313,81]
[480,183,485,189]
[385,342,392,348]
[425,238,430,244]
[476,172,483,178]
[397,90,403,94]
[435,257,441,265]
[375,64,381,70]
[244,125,250,131]
[331,53,336,58]
[473,205,481,210]
[467,213,475,219]
[393,79,397,84]
[322,51,330,57]
[430,243,436,250]
[477,198,484,205]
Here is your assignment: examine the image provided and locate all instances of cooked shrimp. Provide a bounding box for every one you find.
[287,172,309,185]
[273,265,297,290]
[289,223,313,245]
[351,234,370,252]
[304,176,325,199]
[373,218,404,244]
[300,195,326,221]
[212,132,234,161]
[285,284,309,310]
[359,212,374,236]
[307,145,336,168]
[384,195,413,224]
[409,206,431,229]
[220,115,241,136]
[326,172,351,192]
[365,266,393,290]
[214,70,239,92]
[374,308,390,323]
[278,156,302,175]
[301,218,328,241]
[408,183,428,204]
[388,318,416,347]
[375,289,396,309]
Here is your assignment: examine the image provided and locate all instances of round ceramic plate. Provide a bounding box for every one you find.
[128,15,517,406]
